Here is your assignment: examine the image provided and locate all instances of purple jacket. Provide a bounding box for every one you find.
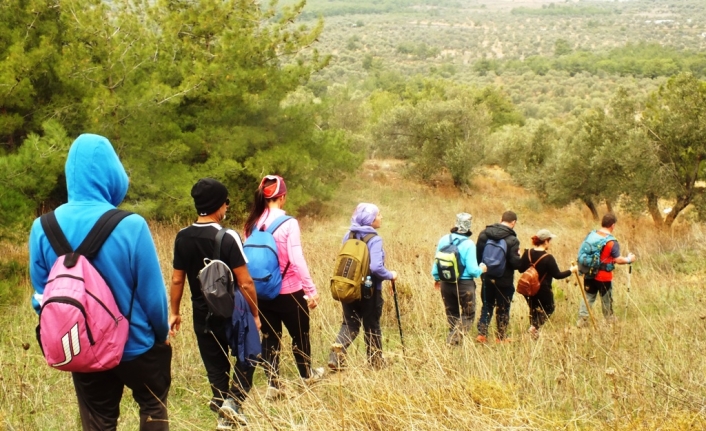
[344,226,394,290]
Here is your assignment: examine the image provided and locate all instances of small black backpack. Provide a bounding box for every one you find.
[198,229,235,319]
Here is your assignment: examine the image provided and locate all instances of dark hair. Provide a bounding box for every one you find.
[531,235,549,247]
[243,178,278,235]
[601,213,617,228]
[450,227,472,237]
[501,211,517,223]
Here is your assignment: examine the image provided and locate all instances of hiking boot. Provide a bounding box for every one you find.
[576,317,589,328]
[475,334,488,344]
[265,385,285,401]
[216,416,235,431]
[303,367,325,385]
[369,355,387,370]
[495,337,513,344]
[446,329,462,346]
[528,325,539,340]
[328,343,346,371]
[218,398,247,427]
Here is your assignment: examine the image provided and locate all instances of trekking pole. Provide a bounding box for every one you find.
[624,249,632,321]
[391,280,405,353]
[572,261,597,330]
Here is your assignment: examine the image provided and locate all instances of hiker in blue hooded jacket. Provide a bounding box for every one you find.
[29,134,171,430]
[328,203,398,370]
[475,210,522,343]
[432,213,487,345]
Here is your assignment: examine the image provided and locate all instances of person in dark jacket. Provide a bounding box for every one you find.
[518,229,578,338]
[475,211,521,343]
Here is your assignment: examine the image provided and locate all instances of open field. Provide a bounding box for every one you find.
[2,161,706,430]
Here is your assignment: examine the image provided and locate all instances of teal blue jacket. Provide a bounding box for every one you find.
[432,233,483,281]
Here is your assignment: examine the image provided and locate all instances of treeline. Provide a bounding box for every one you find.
[291,0,459,19]
[511,4,615,16]
[0,0,360,239]
[489,73,706,227]
[475,43,706,79]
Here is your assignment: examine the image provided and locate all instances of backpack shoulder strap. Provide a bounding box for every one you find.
[40,211,73,256]
[213,228,228,261]
[75,209,133,259]
[361,233,376,243]
[266,215,293,234]
[532,252,550,267]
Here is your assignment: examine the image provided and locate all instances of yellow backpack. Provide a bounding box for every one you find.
[330,233,375,303]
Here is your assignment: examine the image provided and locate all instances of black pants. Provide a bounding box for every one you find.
[525,284,555,329]
[477,275,515,340]
[72,342,172,431]
[259,289,312,387]
[440,279,476,333]
[193,303,254,407]
[329,287,384,366]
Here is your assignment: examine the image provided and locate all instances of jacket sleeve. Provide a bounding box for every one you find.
[476,231,487,264]
[285,219,317,297]
[518,249,530,273]
[506,236,522,271]
[29,218,52,314]
[461,240,483,278]
[547,255,572,280]
[132,220,169,343]
[369,237,394,280]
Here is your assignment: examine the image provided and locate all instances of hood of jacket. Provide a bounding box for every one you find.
[65,134,128,206]
[484,223,517,241]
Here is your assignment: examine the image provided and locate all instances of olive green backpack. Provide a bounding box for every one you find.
[330,233,375,303]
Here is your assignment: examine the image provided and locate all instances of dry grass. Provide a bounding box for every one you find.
[2,160,706,430]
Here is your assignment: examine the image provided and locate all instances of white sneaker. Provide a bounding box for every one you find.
[528,325,539,340]
[303,367,325,385]
[265,385,285,401]
[218,398,247,427]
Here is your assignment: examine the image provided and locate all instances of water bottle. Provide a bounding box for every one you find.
[363,275,373,299]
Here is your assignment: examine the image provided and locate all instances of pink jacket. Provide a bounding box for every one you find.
[253,208,317,297]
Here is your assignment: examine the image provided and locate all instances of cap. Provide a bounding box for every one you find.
[536,229,557,241]
[191,178,229,216]
[259,175,287,199]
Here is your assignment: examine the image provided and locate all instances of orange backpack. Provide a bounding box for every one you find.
[517,252,549,297]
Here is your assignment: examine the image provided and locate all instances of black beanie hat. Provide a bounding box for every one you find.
[191,178,229,216]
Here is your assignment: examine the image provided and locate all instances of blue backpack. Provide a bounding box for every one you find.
[577,230,615,278]
[244,215,292,300]
[482,238,507,278]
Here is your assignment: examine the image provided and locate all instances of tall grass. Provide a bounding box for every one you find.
[2,161,705,430]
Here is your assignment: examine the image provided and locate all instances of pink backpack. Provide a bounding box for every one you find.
[37,209,133,372]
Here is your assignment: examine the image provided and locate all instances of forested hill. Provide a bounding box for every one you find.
[1,0,706,243]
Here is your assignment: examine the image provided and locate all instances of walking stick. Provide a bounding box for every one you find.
[391,280,405,352]
[572,261,597,330]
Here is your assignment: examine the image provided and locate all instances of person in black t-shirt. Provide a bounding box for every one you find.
[518,229,577,339]
[168,178,259,429]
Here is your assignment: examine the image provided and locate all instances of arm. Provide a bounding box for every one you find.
[133,222,169,343]
[506,237,522,270]
[461,240,483,278]
[284,219,318,300]
[29,219,51,314]
[518,249,530,273]
[369,237,395,280]
[610,241,636,265]
[233,264,260,330]
[475,231,487,264]
[168,270,186,336]
[546,255,572,280]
